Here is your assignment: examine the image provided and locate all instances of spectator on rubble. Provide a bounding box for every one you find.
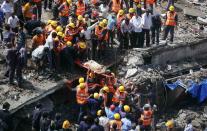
[8,13,19,33]
[151,14,162,45]
[40,111,51,131]
[3,24,15,47]
[16,27,26,51]
[24,15,43,35]
[1,0,13,22]
[32,103,42,131]
[0,102,13,131]
[184,119,193,131]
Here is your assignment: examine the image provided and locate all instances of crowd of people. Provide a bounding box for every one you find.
[0,0,178,87]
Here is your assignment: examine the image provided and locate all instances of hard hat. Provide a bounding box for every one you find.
[62,120,70,129]
[97,110,102,116]
[66,0,72,4]
[78,15,83,21]
[102,19,108,24]
[124,105,130,112]
[79,77,84,83]
[103,86,109,93]
[118,86,125,92]
[79,83,85,89]
[93,93,99,99]
[68,23,75,28]
[78,42,86,49]
[56,26,63,32]
[47,19,52,25]
[54,37,59,42]
[57,32,63,37]
[66,41,72,46]
[137,4,141,8]
[51,21,58,27]
[169,5,175,11]
[143,104,151,109]
[99,22,104,28]
[129,8,135,13]
[165,120,174,128]
[114,113,121,120]
[110,104,115,111]
[118,10,124,15]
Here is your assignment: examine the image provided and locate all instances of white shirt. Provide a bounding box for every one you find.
[8,16,19,28]
[99,4,109,18]
[141,13,152,30]
[44,34,54,50]
[99,116,109,131]
[82,22,98,40]
[130,16,142,32]
[1,1,13,13]
[32,45,45,59]
[121,20,134,33]
[184,124,193,131]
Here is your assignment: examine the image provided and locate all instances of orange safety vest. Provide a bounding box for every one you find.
[165,11,177,26]
[109,120,122,130]
[95,26,103,40]
[112,0,121,13]
[64,28,77,41]
[59,2,70,17]
[76,2,86,16]
[112,90,126,103]
[76,86,89,105]
[117,15,125,30]
[146,0,154,4]
[141,110,152,126]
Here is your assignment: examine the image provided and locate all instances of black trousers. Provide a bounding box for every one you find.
[108,29,114,47]
[142,29,150,47]
[151,27,160,44]
[120,33,129,50]
[52,4,59,19]
[44,0,53,9]
[132,32,143,48]
[163,25,174,42]
[33,2,42,20]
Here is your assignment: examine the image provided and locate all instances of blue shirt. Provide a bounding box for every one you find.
[105,107,115,120]
[107,16,116,30]
[121,117,132,131]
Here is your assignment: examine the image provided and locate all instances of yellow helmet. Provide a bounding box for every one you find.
[66,41,72,46]
[57,32,64,37]
[93,93,99,99]
[103,86,109,93]
[114,113,121,120]
[102,19,108,24]
[169,6,175,11]
[129,8,135,13]
[79,83,86,89]
[62,120,70,129]
[99,22,104,28]
[79,77,84,83]
[124,105,130,112]
[56,26,63,32]
[137,4,141,8]
[47,19,52,25]
[118,86,125,92]
[66,0,72,4]
[68,23,75,28]
[78,42,86,49]
[97,110,102,116]
[118,10,124,15]
[165,120,174,128]
[51,21,58,27]
[54,37,59,42]
[78,15,83,21]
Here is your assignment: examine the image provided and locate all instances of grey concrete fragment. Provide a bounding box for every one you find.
[184,7,205,18]
[125,68,138,78]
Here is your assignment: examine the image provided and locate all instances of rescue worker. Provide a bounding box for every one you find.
[109,0,123,14]
[99,86,113,107]
[16,48,26,87]
[33,0,42,20]
[0,102,13,131]
[75,0,86,17]
[117,9,125,44]
[75,41,87,60]
[127,8,135,20]
[109,113,122,131]
[62,120,72,131]
[165,119,174,131]
[146,0,155,13]
[22,1,34,21]
[56,26,63,33]
[112,86,127,104]
[76,15,86,32]
[32,30,45,50]
[76,83,89,123]
[140,104,153,130]
[64,23,78,43]
[46,21,58,35]
[163,6,178,43]
[58,0,71,26]
[107,15,116,48]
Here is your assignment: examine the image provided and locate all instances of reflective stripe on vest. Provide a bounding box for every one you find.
[112,0,121,13]
[76,88,89,104]
[60,3,70,17]
[166,11,176,26]
[76,2,85,16]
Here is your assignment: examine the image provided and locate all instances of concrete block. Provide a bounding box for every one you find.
[183,7,205,18]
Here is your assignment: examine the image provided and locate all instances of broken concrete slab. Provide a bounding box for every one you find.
[183,7,205,18]
[197,16,207,25]
[125,68,138,78]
